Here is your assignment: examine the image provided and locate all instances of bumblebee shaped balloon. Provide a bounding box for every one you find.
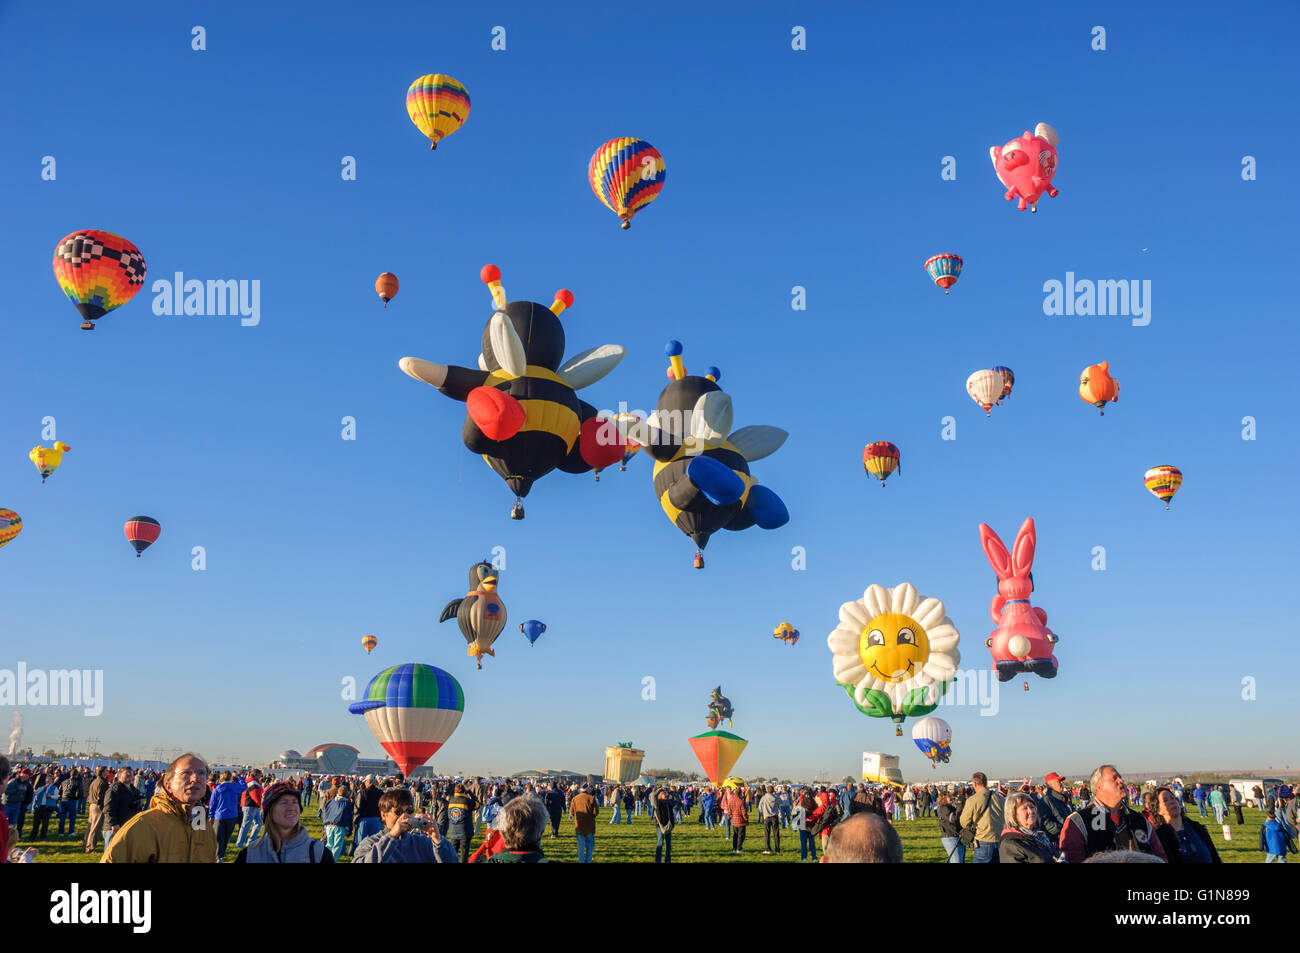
[399,265,628,518]
[440,561,507,669]
[642,341,789,567]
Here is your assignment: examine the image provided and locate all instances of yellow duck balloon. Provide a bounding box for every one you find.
[30,442,70,483]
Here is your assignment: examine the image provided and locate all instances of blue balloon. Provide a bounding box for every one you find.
[520,620,547,645]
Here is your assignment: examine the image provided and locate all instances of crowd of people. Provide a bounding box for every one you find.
[2,753,1295,864]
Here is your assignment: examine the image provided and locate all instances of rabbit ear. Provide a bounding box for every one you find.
[980,523,1012,578]
[1011,517,1037,576]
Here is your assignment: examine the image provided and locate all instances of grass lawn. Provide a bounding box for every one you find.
[14,803,1276,863]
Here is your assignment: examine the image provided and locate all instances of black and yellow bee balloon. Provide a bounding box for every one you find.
[645,340,789,567]
[400,265,627,517]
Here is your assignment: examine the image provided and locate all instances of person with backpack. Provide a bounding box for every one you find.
[1260,808,1298,863]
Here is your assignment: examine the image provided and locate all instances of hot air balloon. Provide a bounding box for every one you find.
[30,443,70,483]
[520,620,546,646]
[375,273,399,307]
[980,518,1059,683]
[689,730,747,786]
[827,582,961,735]
[990,123,1060,212]
[912,716,952,766]
[405,74,470,150]
[924,254,963,294]
[398,264,626,517]
[0,509,22,551]
[589,138,666,229]
[124,516,161,557]
[992,366,1015,402]
[348,662,464,777]
[52,230,147,330]
[645,341,788,567]
[966,369,1003,416]
[1079,361,1120,415]
[362,634,378,654]
[439,561,507,669]
[1144,466,1182,510]
[863,442,900,486]
[774,622,800,646]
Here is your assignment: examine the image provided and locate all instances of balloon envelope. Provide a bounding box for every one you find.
[375,273,399,305]
[1144,465,1183,509]
[966,370,1003,414]
[689,730,747,785]
[0,509,22,550]
[912,716,952,763]
[124,516,161,557]
[361,635,378,654]
[52,230,147,327]
[406,75,470,149]
[924,254,962,293]
[520,620,546,645]
[348,662,465,776]
[589,138,666,228]
[30,442,70,482]
[863,441,900,484]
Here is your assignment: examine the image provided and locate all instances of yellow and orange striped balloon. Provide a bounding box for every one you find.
[406,75,470,150]
[1144,465,1182,510]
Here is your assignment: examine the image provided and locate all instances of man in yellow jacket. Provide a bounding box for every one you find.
[102,754,218,863]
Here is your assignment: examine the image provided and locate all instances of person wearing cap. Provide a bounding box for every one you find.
[1060,765,1166,863]
[353,775,385,855]
[568,783,599,863]
[235,782,332,863]
[353,787,458,863]
[1037,772,1073,843]
[102,753,218,863]
[446,782,478,863]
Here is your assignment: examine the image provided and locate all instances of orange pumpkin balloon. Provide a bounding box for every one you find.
[1079,361,1120,416]
[375,273,399,307]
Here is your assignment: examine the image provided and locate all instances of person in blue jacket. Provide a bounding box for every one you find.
[321,783,354,860]
[701,788,717,830]
[353,788,458,863]
[208,771,247,861]
[1260,809,1298,863]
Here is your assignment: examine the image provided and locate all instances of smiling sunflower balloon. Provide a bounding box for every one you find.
[827,582,961,735]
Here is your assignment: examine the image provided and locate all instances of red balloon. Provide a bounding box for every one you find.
[467,387,525,442]
[579,417,625,469]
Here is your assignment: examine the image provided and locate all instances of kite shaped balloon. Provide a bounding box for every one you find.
[827,582,961,734]
[641,340,789,567]
[589,137,666,229]
[406,74,470,150]
[349,662,464,777]
[689,730,747,785]
[912,716,952,765]
[30,443,70,483]
[990,122,1060,212]
[399,265,627,518]
[1079,361,1120,415]
[979,517,1058,682]
[53,230,147,330]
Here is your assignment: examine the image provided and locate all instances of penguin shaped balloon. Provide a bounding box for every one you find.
[399,264,628,519]
[643,341,789,567]
[439,561,507,669]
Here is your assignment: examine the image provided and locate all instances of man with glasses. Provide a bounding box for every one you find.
[1060,765,1167,863]
[102,753,218,863]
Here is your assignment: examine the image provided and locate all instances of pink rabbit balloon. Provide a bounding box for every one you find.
[979,517,1059,682]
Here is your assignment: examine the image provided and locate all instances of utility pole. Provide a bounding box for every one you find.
[61,736,76,757]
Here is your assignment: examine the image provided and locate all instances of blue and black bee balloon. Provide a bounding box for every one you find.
[644,340,789,567]
[400,265,628,518]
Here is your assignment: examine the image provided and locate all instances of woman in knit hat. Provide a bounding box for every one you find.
[234,781,332,863]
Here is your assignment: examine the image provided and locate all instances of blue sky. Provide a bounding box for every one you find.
[2,2,1296,781]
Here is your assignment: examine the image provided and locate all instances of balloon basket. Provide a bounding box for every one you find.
[693,551,704,570]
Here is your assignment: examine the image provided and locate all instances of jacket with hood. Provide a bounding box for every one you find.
[1036,787,1073,841]
[208,779,246,821]
[100,788,218,863]
[237,827,333,863]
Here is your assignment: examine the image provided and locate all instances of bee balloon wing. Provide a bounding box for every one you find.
[558,344,626,390]
[726,425,788,462]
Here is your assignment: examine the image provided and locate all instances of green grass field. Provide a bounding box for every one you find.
[14,804,1277,863]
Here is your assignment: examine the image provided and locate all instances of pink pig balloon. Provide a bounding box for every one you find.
[989,123,1060,212]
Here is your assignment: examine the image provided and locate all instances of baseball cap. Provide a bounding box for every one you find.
[1045,772,1064,783]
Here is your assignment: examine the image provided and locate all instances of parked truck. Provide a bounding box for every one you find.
[862,752,904,789]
